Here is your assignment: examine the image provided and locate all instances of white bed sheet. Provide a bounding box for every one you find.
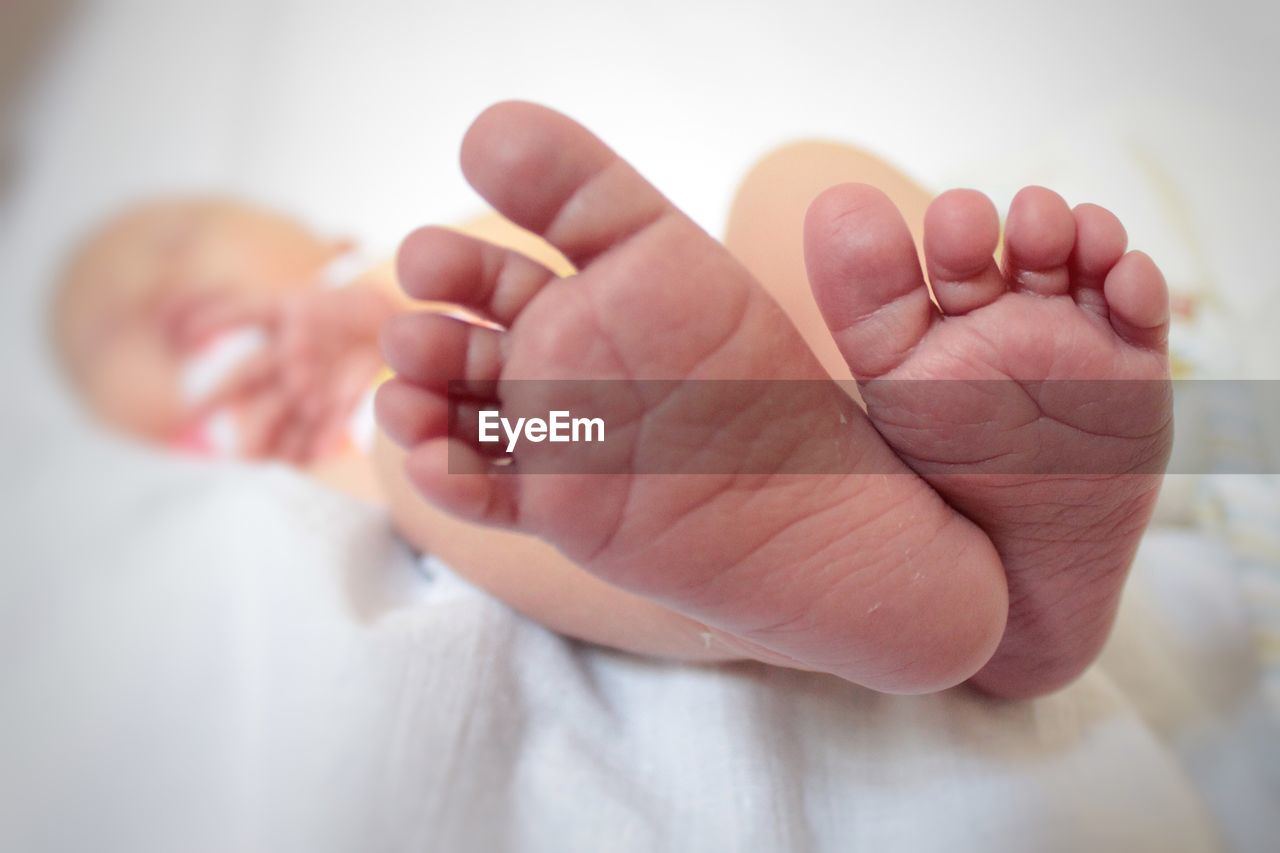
[2,1,1278,850]
[2,456,1276,852]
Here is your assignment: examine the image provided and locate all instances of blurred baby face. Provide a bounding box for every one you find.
[56,199,339,440]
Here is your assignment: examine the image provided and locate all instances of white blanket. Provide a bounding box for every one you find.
[2,451,1276,852]
[3,1,1278,850]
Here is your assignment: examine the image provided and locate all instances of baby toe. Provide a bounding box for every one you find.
[1069,203,1128,314]
[405,437,518,527]
[1103,250,1169,350]
[374,378,448,449]
[1003,186,1076,296]
[923,188,1005,315]
[804,183,937,379]
[460,100,680,269]
[397,225,557,328]
[380,312,503,398]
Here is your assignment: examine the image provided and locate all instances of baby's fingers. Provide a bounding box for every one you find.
[178,293,278,352]
[307,350,383,461]
[195,348,278,415]
[238,390,291,459]
[276,411,318,466]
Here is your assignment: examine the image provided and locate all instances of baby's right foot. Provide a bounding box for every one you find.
[804,184,1173,698]
[378,102,1007,693]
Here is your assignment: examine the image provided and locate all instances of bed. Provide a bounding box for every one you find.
[2,1,1277,850]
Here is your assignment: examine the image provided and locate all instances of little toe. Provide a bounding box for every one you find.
[1069,203,1128,315]
[380,312,503,398]
[405,438,518,527]
[923,189,1005,315]
[803,183,936,379]
[397,225,558,327]
[1003,186,1076,296]
[1103,250,1169,350]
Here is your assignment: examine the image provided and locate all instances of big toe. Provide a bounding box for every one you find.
[803,183,936,380]
[460,100,681,270]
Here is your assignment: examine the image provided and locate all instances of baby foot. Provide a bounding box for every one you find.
[804,184,1173,698]
[377,102,1009,693]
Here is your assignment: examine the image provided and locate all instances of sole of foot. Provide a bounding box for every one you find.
[377,102,1010,694]
[804,183,1173,698]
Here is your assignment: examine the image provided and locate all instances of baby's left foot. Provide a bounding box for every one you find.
[378,102,1009,694]
[805,184,1173,698]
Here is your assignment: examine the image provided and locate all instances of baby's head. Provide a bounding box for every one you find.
[53,197,345,441]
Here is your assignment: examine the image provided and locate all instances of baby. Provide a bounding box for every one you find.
[55,101,1172,700]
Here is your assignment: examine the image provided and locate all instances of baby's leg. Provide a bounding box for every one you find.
[723,140,933,380]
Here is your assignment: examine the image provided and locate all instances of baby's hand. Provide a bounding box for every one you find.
[171,283,394,463]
